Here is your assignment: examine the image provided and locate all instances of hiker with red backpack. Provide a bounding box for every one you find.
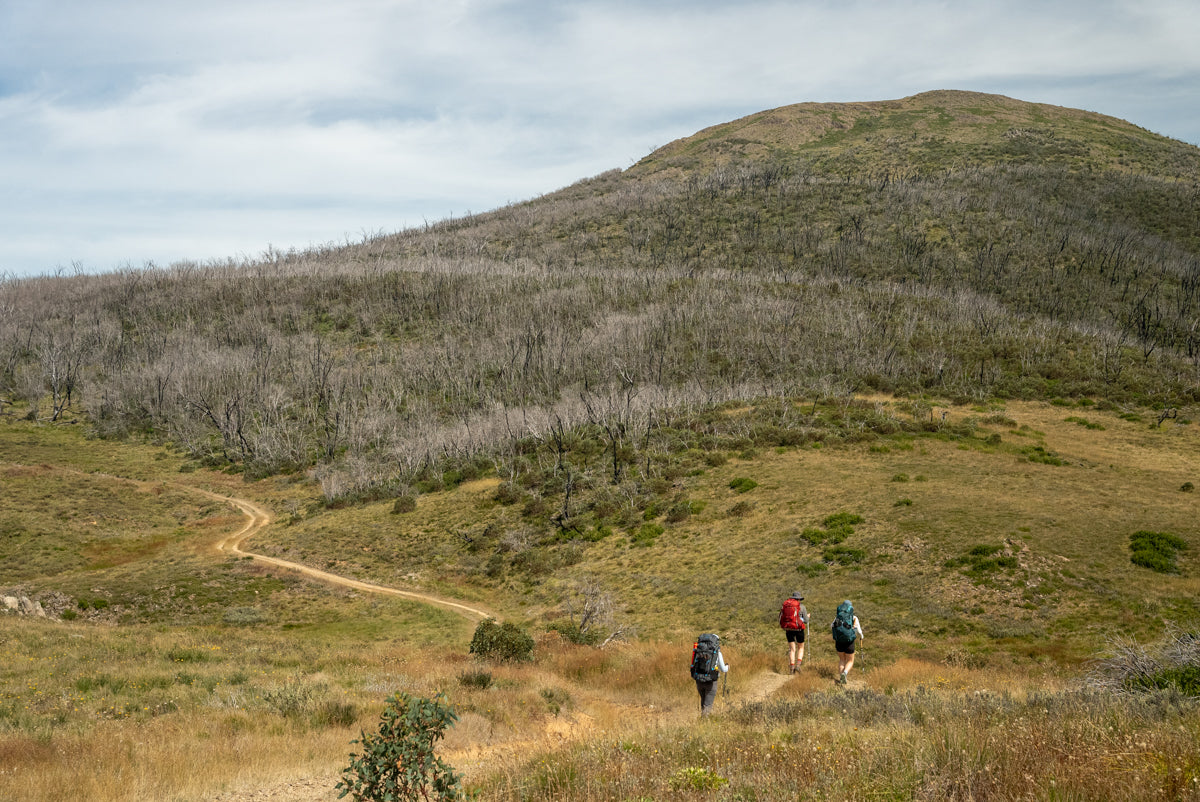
[831,600,864,685]
[779,591,810,673]
[690,632,730,716]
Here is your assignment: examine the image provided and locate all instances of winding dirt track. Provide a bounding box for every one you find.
[195,487,494,622]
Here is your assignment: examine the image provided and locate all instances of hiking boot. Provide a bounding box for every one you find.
[839,671,848,684]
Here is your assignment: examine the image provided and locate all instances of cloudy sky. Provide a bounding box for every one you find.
[2,0,1198,278]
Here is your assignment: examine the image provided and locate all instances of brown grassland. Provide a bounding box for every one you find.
[2,396,1199,801]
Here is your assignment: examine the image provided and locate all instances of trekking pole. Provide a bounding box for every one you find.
[722,669,728,700]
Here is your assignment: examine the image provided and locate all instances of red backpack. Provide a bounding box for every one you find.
[779,598,805,631]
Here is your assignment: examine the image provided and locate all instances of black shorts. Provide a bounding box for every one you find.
[835,638,856,654]
[785,629,806,644]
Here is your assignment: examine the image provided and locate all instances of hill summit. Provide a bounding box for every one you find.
[631,90,1199,177]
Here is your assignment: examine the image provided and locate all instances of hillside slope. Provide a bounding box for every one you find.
[1,91,1198,506]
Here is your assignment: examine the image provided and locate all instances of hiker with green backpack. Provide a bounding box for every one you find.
[831,600,864,685]
[689,633,730,716]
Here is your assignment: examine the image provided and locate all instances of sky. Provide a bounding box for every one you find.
[2,0,1198,279]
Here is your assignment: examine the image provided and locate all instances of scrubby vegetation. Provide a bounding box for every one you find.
[3,91,1199,506]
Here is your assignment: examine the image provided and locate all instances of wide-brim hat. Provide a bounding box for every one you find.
[790,592,804,600]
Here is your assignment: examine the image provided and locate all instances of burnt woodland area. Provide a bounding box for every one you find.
[3,94,1200,505]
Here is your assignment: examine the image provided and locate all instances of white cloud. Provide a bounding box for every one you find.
[2,0,1198,277]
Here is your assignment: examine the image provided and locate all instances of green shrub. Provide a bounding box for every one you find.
[665,501,693,523]
[1182,482,1195,492]
[1022,445,1066,465]
[391,495,417,514]
[494,482,523,504]
[469,619,534,662]
[728,477,758,493]
[1129,530,1187,573]
[547,621,603,646]
[823,512,864,529]
[336,692,468,802]
[823,546,866,565]
[631,523,664,547]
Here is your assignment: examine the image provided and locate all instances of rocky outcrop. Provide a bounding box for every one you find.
[2,594,47,617]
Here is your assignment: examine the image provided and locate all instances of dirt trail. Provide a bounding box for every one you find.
[195,487,494,622]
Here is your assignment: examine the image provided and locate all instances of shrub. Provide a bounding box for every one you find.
[1022,445,1066,465]
[458,670,494,690]
[728,477,758,493]
[1182,482,1195,492]
[665,500,695,523]
[469,619,534,662]
[547,621,603,646]
[823,512,864,529]
[631,523,664,547]
[336,692,468,802]
[1129,530,1187,573]
[494,482,523,505]
[391,495,417,514]
[823,545,866,565]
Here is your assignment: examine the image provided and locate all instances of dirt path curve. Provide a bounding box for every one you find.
[193,486,494,623]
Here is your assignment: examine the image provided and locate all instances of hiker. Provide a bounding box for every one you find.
[831,600,863,685]
[779,591,809,673]
[689,633,730,716]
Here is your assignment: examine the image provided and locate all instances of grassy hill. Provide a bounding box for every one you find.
[3,91,1200,800]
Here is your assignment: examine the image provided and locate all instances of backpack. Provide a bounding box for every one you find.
[690,633,720,682]
[779,598,805,631]
[832,601,857,647]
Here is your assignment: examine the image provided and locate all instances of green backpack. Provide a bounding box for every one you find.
[832,601,857,647]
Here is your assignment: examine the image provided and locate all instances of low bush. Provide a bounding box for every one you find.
[469,619,534,662]
[728,477,758,493]
[1129,530,1186,573]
